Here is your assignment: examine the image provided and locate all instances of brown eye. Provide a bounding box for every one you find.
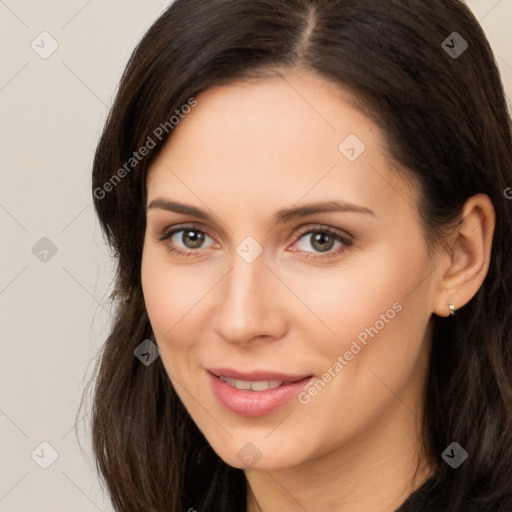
[291,227,353,259]
[309,232,336,252]
[158,225,215,256]
[180,230,206,249]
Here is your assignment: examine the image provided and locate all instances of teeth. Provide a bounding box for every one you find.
[219,376,283,391]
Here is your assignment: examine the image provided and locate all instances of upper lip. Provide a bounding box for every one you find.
[208,368,313,382]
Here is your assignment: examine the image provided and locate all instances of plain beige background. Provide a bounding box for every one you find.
[1,1,511,510]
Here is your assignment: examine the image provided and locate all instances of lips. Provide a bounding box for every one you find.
[208,368,311,383]
[207,368,315,416]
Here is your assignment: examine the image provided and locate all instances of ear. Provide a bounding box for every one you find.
[432,193,495,317]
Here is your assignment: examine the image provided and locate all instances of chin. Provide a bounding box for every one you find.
[205,434,308,472]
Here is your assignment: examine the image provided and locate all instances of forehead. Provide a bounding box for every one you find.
[147,73,417,222]
[166,72,380,160]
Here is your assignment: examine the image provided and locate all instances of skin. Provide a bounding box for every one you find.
[141,72,495,512]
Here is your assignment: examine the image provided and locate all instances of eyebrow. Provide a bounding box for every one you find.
[146,198,376,224]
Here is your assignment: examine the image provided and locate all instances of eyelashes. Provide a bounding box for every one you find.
[157,223,354,260]
[289,227,353,259]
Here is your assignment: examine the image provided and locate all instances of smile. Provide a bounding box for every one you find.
[219,377,283,391]
[208,371,315,416]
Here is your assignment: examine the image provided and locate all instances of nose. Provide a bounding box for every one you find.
[212,251,288,346]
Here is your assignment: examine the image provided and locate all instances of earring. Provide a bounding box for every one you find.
[448,304,456,316]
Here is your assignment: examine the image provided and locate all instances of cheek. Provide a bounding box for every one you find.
[303,252,432,416]
[281,240,429,353]
[141,254,200,396]
[141,246,230,372]
[141,247,192,349]
[291,246,433,429]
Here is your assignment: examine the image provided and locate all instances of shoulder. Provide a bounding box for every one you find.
[396,477,512,512]
[464,491,512,512]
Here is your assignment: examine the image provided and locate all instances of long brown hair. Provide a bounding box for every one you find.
[83,1,512,510]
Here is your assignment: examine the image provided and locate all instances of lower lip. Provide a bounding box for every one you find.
[208,372,314,417]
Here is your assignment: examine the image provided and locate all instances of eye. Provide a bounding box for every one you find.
[157,224,353,260]
[158,224,215,256]
[290,227,353,259]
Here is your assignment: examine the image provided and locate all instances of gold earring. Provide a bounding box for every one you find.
[448,304,456,316]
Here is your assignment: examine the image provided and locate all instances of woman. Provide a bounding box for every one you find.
[86,0,512,510]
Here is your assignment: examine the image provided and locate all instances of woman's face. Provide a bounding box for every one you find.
[141,72,440,471]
